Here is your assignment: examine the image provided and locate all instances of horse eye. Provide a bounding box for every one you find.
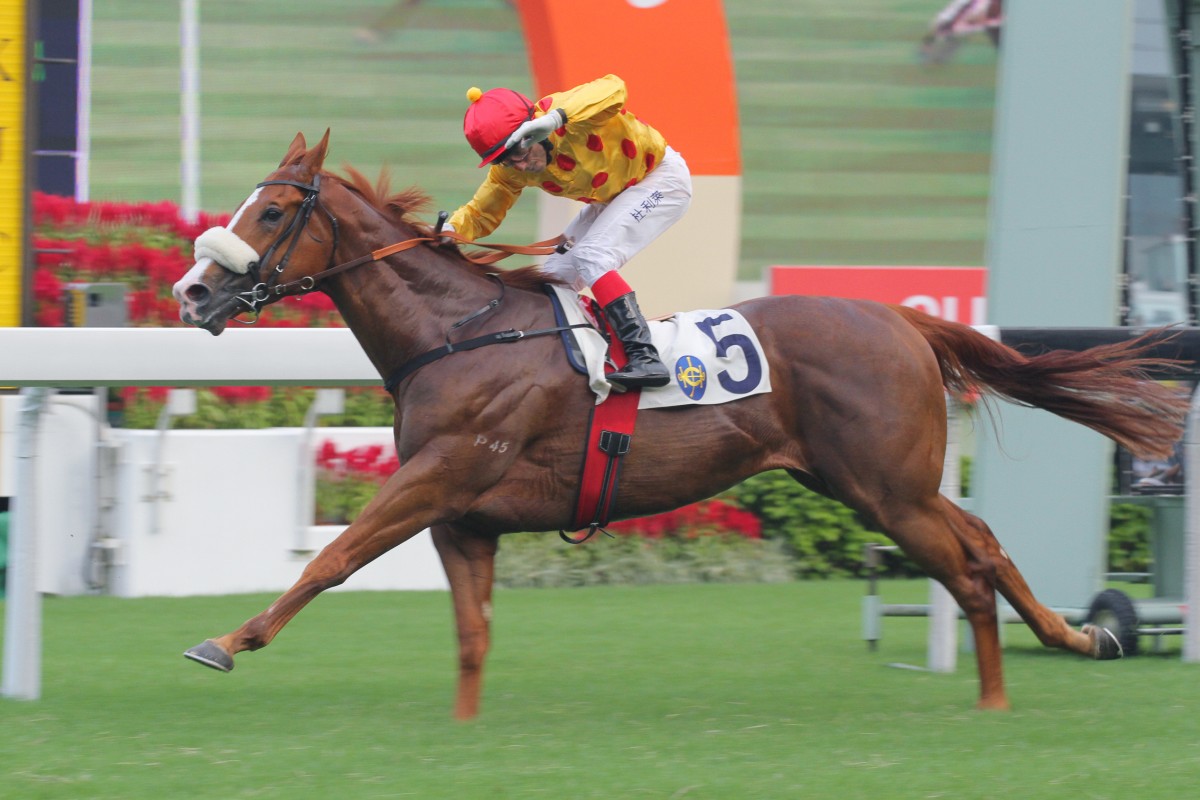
[262,207,284,223]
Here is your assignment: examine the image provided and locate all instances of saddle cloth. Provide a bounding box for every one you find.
[546,285,772,407]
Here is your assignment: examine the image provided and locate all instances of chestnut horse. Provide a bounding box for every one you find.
[174,131,1188,719]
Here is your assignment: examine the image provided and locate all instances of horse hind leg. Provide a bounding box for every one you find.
[870,497,1010,710]
[787,467,1011,707]
[950,506,1121,660]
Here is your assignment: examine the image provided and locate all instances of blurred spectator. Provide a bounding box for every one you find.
[920,0,1003,64]
[1132,443,1184,491]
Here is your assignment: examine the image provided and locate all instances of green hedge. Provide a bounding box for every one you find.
[720,471,906,579]
[1108,502,1153,573]
[316,462,1154,583]
[495,530,795,588]
[119,387,394,429]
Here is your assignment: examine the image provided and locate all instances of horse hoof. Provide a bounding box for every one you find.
[1083,624,1124,660]
[184,640,234,672]
[976,696,1011,712]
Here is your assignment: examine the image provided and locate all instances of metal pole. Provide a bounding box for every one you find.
[76,0,93,202]
[1184,385,1200,661]
[2,387,51,700]
[927,395,960,673]
[180,0,200,222]
[862,544,881,651]
[295,389,344,553]
[1173,0,1200,324]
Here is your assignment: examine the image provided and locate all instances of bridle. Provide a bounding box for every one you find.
[231,175,339,320]
[228,173,564,322]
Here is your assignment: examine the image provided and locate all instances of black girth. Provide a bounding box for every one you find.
[383,276,593,392]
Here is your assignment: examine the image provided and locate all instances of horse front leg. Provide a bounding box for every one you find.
[431,525,499,720]
[184,459,457,672]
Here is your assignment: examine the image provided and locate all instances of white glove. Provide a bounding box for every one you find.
[505,109,565,151]
[438,221,456,245]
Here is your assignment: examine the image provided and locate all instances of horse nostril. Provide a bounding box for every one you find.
[185,283,211,304]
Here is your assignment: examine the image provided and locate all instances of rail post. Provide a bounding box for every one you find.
[1,387,52,700]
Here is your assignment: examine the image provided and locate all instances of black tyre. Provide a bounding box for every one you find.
[1085,588,1140,657]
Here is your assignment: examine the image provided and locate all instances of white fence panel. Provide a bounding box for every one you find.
[0,328,445,700]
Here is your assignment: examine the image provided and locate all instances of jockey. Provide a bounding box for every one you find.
[445,73,692,390]
[921,0,1002,61]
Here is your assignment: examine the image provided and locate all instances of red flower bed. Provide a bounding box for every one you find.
[34,191,225,241]
[31,191,342,329]
[316,440,401,482]
[115,385,274,407]
[607,499,762,540]
[313,440,402,524]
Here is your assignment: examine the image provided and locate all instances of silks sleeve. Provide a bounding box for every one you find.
[448,168,526,241]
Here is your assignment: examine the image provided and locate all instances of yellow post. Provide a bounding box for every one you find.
[0,0,26,327]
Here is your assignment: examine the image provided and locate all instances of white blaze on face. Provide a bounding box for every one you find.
[228,186,263,229]
[174,258,215,296]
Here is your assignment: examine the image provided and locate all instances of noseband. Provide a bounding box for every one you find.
[232,174,340,319]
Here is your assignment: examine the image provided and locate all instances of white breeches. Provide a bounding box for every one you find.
[540,146,693,292]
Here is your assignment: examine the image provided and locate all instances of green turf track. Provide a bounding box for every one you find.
[2,581,1199,799]
[87,0,998,282]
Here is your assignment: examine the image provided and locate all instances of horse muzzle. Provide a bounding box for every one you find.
[173,259,255,335]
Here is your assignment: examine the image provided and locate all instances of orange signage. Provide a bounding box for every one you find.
[514,0,739,177]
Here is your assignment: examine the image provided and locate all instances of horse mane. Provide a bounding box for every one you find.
[327,165,561,293]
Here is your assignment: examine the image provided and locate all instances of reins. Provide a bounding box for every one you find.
[234,174,568,313]
[261,228,568,302]
[233,176,594,390]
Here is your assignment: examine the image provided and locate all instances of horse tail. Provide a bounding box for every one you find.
[889,304,1191,460]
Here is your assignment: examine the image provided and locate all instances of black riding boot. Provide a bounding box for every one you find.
[602,292,671,390]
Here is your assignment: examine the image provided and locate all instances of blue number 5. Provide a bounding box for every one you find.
[694,314,763,394]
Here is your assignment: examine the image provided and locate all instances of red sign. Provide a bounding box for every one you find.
[769,265,988,325]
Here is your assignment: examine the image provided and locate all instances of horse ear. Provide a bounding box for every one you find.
[300,129,331,172]
[280,132,308,167]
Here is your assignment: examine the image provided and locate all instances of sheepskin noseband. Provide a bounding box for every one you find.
[194,226,260,275]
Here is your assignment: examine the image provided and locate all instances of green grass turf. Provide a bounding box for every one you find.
[87,0,998,282]
[3,580,1199,799]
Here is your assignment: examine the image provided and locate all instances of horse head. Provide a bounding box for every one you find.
[173,130,341,334]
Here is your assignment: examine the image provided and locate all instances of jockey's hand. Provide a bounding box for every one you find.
[505,108,565,151]
[436,222,457,246]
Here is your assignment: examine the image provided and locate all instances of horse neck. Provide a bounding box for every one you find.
[319,211,537,382]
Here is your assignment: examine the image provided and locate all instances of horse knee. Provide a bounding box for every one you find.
[960,592,998,625]
[297,557,351,591]
[942,573,997,621]
[457,627,489,672]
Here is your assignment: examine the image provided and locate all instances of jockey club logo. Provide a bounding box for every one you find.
[674,355,707,400]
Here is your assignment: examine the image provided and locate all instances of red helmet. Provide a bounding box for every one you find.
[463,86,536,167]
